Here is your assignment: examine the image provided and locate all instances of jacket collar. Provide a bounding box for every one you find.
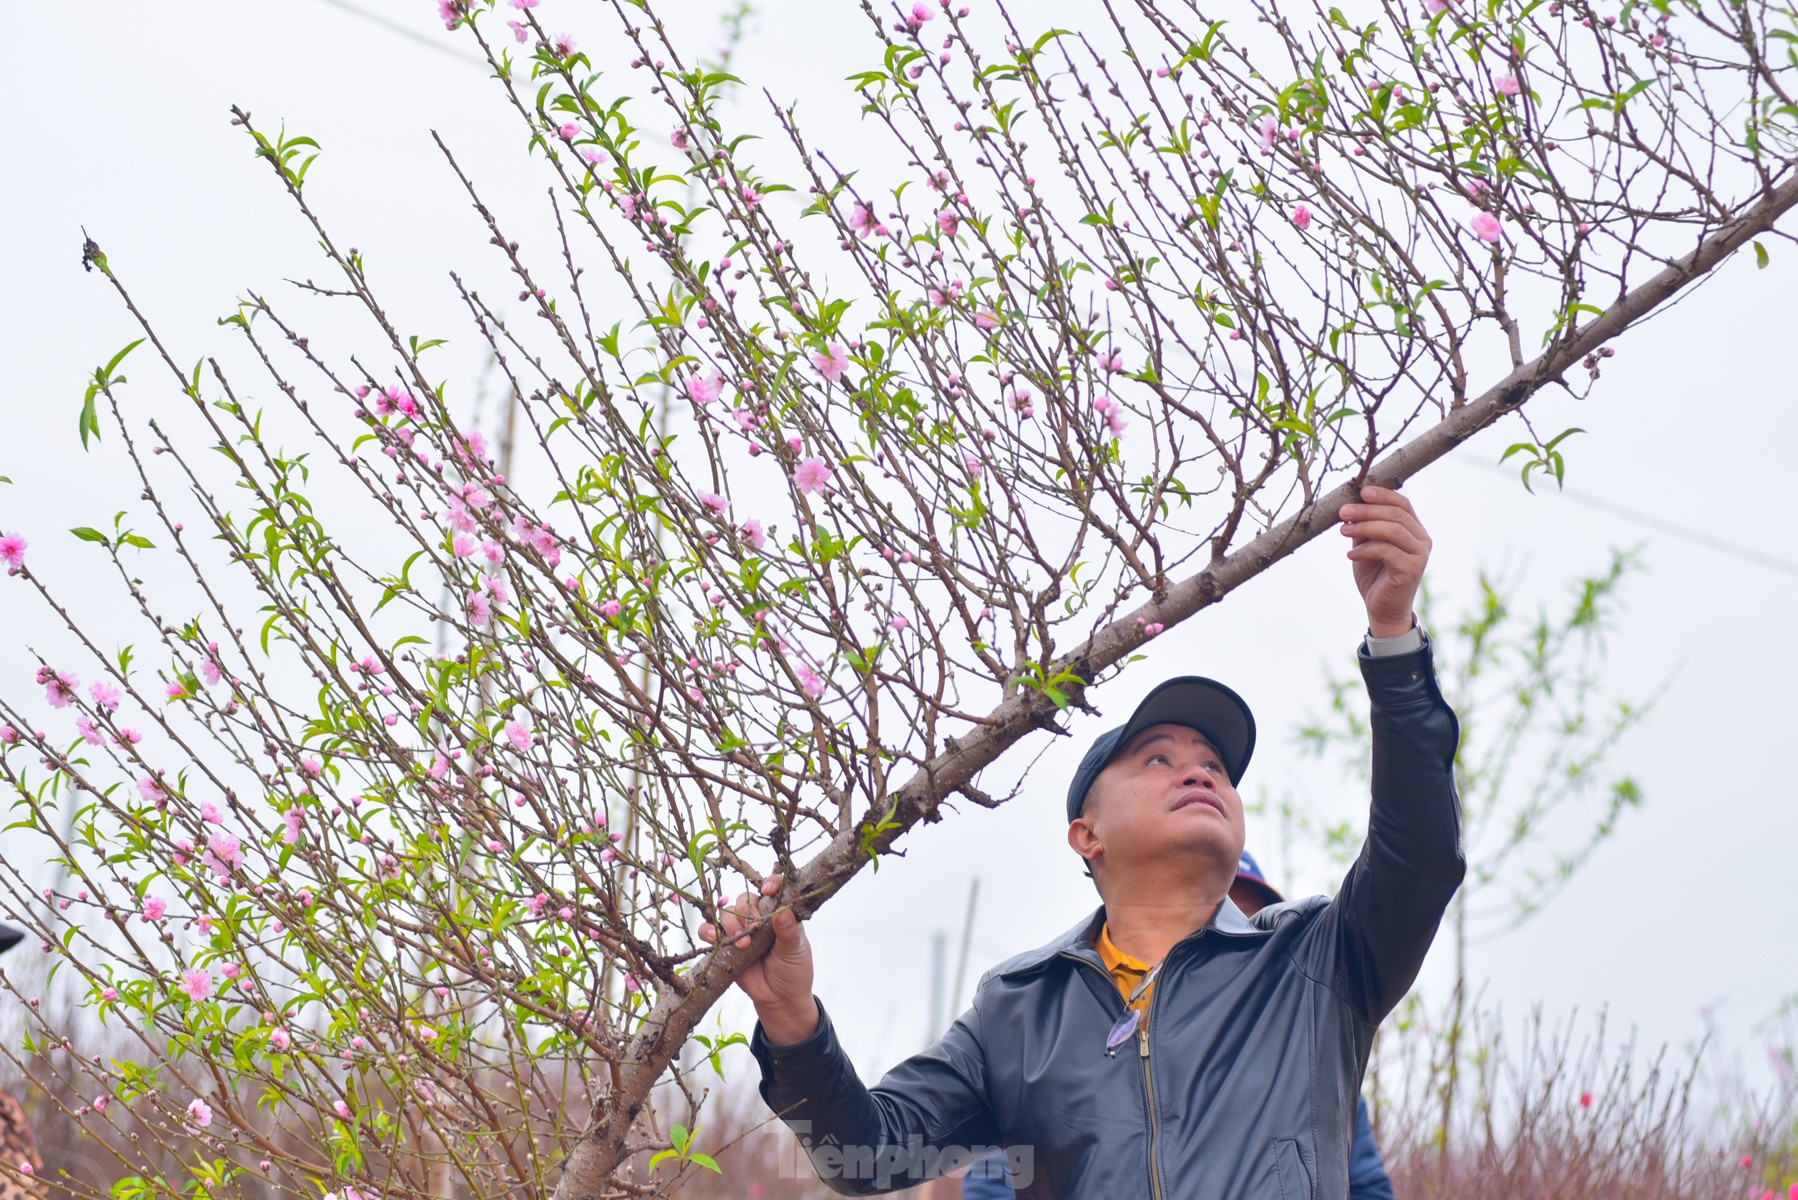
[995,895,1275,980]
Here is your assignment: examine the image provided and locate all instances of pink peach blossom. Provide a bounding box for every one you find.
[794,458,832,495]
[810,342,850,383]
[741,520,767,551]
[684,369,725,407]
[506,720,534,753]
[179,969,213,1002]
[1292,203,1313,230]
[44,671,78,708]
[0,533,22,571]
[207,833,243,878]
[142,897,167,922]
[1255,114,1279,152]
[1471,212,1502,243]
[936,209,960,236]
[1493,73,1521,96]
[186,1098,212,1127]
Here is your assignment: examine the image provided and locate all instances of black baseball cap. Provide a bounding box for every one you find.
[1065,676,1257,823]
[0,923,23,955]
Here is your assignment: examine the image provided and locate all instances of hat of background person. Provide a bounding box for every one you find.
[0,923,23,956]
[1234,850,1285,907]
[1065,676,1257,823]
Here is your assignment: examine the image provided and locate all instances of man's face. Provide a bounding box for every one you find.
[1070,722,1246,884]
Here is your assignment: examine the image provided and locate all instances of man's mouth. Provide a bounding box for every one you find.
[1173,791,1224,816]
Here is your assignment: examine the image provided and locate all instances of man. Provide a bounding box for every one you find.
[704,486,1462,1198]
[960,850,1399,1200]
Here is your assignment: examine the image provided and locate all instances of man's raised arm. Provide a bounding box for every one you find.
[1327,486,1467,1022]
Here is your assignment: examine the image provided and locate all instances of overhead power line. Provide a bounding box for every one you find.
[1455,456,1798,580]
[310,0,488,67]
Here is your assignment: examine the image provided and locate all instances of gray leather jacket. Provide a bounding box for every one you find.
[751,641,1463,1199]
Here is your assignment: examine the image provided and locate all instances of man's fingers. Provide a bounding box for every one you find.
[1338,519,1429,553]
[772,906,807,951]
[1352,539,1416,572]
[1358,484,1415,513]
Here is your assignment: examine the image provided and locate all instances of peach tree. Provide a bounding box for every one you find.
[0,0,1793,1196]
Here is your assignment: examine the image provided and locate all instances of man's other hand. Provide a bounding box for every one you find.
[698,873,820,1045]
[1338,485,1431,638]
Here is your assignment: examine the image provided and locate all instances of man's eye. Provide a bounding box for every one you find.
[1148,753,1169,765]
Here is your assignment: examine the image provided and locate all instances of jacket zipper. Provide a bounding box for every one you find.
[1060,949,1169,1200]
[1141,987,1164,1200]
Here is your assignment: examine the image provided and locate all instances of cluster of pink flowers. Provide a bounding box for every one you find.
[371,386,418,419]
[1092,394,1129,436]
[510,516,563,568]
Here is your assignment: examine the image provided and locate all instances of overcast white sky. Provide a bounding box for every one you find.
[3,0,1794,1109]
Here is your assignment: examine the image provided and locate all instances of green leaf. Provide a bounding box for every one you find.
[79,386,102,450]
[70,527,110,546]
[689,1153,722,1173]
[1754,240,1770,269]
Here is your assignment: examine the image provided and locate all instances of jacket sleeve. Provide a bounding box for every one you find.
[749,998,1000,1196]
[1348,1095,1397,1200]
[1328,635,1466,1023]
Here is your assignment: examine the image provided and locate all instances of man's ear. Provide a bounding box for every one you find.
[1067,817,1101,872]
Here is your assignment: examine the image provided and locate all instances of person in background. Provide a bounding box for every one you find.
[960,852,1398,1200]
